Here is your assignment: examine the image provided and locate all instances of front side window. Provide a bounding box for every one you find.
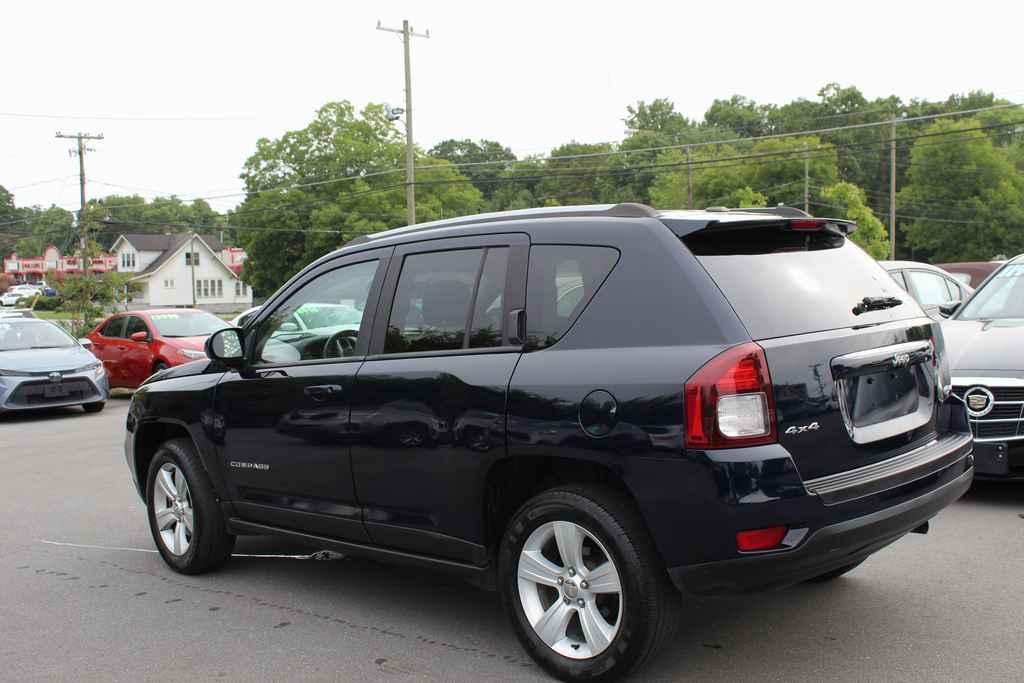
[525,245,619,349]
[384,249,483,354]
[254,259,379,364]
[124,316,149,338]
[906,270,956,306]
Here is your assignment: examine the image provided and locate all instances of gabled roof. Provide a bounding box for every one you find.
[129,234,240,281]
[113,233,225,253]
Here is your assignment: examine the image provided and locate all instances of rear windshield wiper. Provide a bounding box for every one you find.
[852,296,903,315]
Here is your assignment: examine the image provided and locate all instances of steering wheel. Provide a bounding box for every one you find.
[323,329,358,358]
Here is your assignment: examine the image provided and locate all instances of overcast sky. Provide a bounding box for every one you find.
[3,0,1020,214]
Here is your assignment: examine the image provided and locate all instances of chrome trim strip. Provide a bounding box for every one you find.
[975,434,1024,443]
[969,418,1024,424]
[833,340,932,369]
[804,433,973,497]
[952,376,1024,388]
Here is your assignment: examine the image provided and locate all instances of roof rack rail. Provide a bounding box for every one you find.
[346,202,659,246]
[704,205,811,218]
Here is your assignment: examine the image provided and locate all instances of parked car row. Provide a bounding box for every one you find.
[123,203,987,680]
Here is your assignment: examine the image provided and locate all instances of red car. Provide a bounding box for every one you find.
[87,309,229,388]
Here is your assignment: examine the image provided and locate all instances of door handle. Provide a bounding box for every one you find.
[507,308,526,346]
[304,384,343,400]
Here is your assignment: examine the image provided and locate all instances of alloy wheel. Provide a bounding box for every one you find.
[152,463,194,556]
[517,521,623,659]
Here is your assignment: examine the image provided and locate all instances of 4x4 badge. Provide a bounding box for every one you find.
[785,422,820,435]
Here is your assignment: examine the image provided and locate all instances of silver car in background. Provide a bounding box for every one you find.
[0,318,109,414]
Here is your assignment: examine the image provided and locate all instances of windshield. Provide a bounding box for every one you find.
[150,311,230,337]
[0,321,77,351]
[957,263,1024,320]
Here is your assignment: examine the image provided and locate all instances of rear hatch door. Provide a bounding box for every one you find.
[681,219,946,480]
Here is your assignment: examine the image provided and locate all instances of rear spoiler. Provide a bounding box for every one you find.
[662,215,857,238]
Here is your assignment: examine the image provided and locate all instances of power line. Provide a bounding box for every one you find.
[0,111,252,122]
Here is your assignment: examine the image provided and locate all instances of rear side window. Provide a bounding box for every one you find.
[101,317,126,338]
[683,225,914,339]
[525,245,618,349]
[906,270,956,306]
[385,249,482,353]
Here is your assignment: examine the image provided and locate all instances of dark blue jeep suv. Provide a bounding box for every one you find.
[125,203,973,681]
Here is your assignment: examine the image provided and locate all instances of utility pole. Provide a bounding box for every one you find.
[803,143,810,214]
[685,145,693,209]
[377,19,429,226]
[189,235,197,308]
[56,132,103,271]
[889,117,897,259]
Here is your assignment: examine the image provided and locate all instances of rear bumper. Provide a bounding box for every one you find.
[669,463,973,594]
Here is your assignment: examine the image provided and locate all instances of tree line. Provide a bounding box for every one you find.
[3,83,1022,295]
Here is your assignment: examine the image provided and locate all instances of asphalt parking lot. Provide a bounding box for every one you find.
[1,399,1021,682]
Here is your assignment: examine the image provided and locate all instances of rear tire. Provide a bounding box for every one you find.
[82,401,105,413]
[145,438,234,574]
[806,560,864,583]
[153,361,168,374]
[499,485,681,681]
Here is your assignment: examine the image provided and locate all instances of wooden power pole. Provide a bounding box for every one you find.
[377,19,429,226]
[55,131,104,270]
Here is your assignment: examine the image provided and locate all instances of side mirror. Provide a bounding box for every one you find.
[205,327,245,368]
[130,331,150,342]
[79,338,93,348]
[938,301,961,318]
[279,321,299,333]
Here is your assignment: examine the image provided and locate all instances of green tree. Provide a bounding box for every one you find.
[820,182,890,259]
[428,139,515,199]
[13,206,74,256]
[234,101,484,293]
[704,95,770,137]
[898,118,1024,261]
[84,195,224,248]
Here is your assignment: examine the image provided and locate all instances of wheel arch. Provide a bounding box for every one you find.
[132,419,206,500]
[481,454,642,553]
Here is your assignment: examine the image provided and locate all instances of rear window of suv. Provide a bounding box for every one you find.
[683,224,915,340]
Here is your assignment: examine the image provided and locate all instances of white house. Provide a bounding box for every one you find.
[110,233,253,312]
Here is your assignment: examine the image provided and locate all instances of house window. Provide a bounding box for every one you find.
[202,280,210,298]
[216,279,223,297]
[196,280,202,298]
[234,281,240,296]
[185,251,200,266]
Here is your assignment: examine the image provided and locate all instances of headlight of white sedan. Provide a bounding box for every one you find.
[178,349,206,360]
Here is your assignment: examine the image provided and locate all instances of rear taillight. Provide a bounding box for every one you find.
[736,526,788,552]
[684,342,777,449]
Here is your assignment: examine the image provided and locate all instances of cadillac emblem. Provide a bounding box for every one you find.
[963,386,995,418]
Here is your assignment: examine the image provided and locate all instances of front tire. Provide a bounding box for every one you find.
[82,401,105,413]
[499,485,681,681]
[145,438,234,574]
